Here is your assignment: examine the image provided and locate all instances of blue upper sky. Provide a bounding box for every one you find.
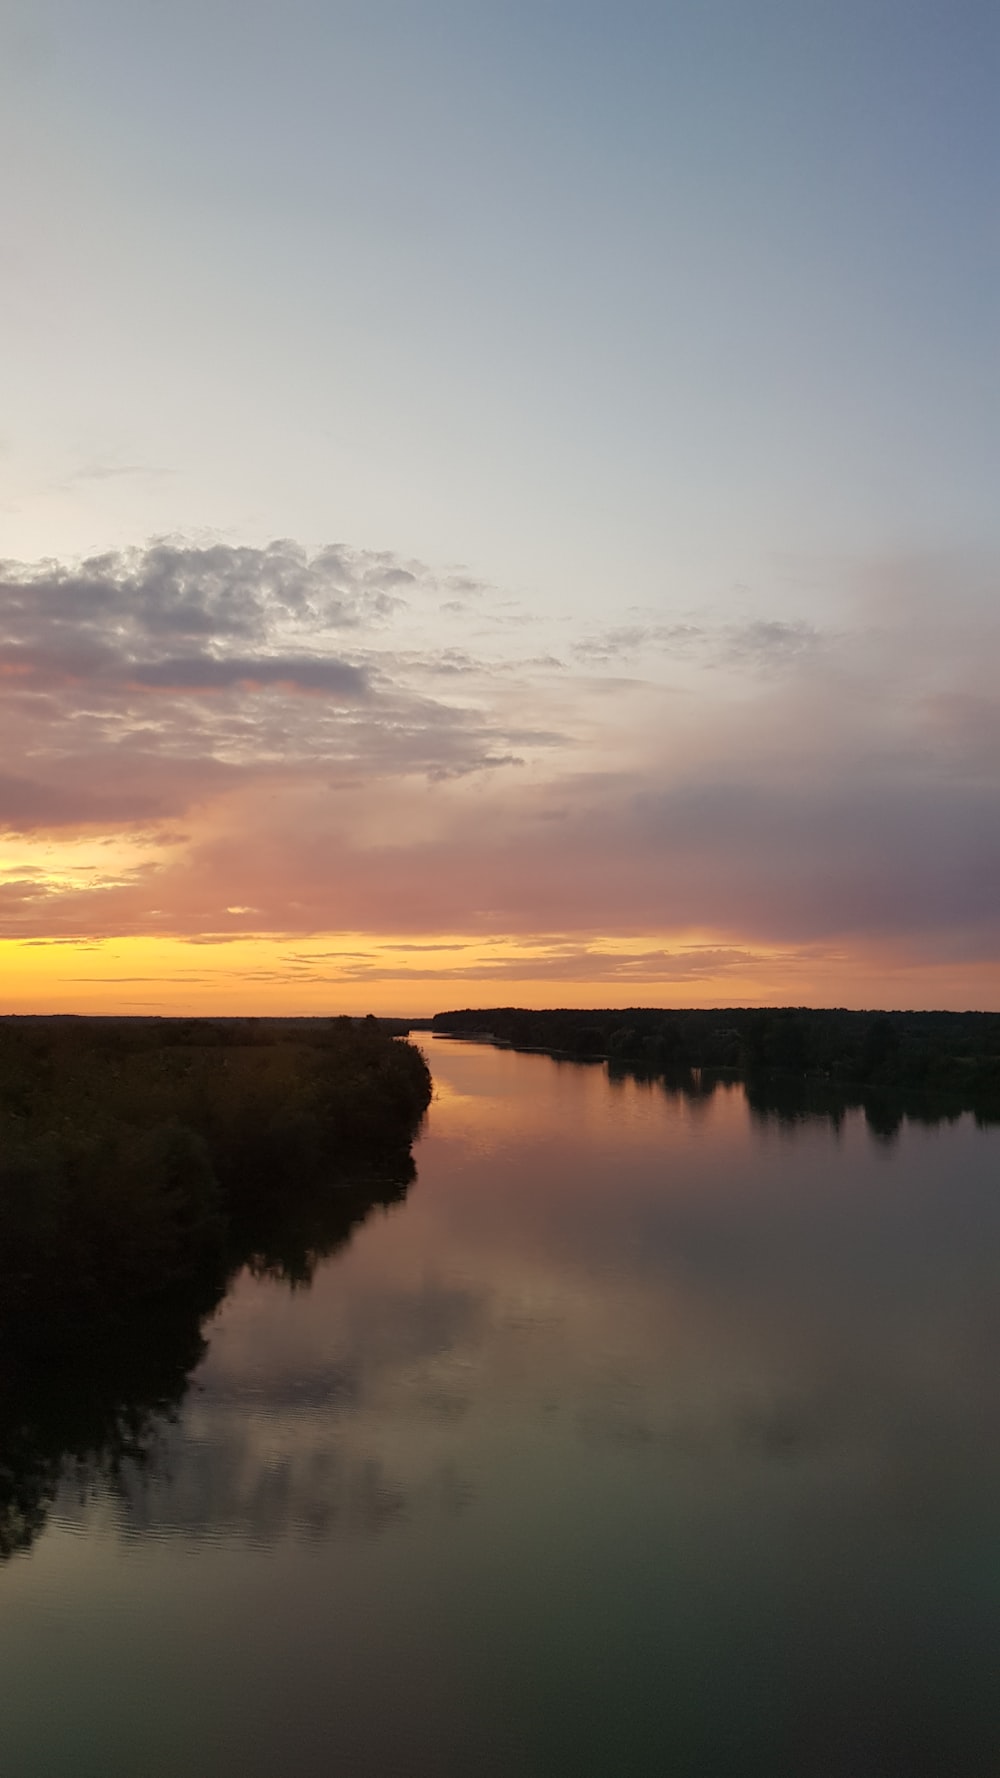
[3,0,996,619]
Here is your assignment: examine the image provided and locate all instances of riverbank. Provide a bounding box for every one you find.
[430,1005,1000,1120]
[0,1015,432,1347]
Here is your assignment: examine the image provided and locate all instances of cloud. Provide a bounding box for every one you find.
[0,537,997,1002]
[0,769,184,830]
[572,621,705,663]
[572,615,820,671]
[0,539,557,841]
[128,654,369,697]
[250,941,806,987]
[718,618,821,668]
[0,538,414,642]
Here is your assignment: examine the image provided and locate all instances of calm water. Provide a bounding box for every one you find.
[2,1039,1000,1777]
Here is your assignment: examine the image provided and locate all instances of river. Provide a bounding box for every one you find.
[2,1037,999,1776]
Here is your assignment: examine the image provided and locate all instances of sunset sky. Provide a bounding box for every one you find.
[1,0,997,1013]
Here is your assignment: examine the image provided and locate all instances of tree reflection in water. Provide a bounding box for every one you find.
[0,1161,414,1560]
[607,1058,997,1146]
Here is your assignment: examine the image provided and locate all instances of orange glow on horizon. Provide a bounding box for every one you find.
[0,932,997,1016]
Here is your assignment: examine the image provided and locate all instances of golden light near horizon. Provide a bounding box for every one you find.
[0,931,775,1017]
[2,928,997,1018]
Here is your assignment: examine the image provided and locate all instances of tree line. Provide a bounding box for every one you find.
[430,1005,1000,1117]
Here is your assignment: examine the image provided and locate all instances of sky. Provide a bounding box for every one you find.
[0,0,997,1013]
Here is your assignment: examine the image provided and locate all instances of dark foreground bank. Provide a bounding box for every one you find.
[0,1016,432,1555]
[0,1014,431,1338]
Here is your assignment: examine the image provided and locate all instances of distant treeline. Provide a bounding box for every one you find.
[431,1006,1000,1112]
[0,1014,432,1557]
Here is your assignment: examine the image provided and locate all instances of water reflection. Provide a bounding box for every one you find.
[0,1164,414,1559]
[0,1296,208,1559]
[610,1056,996,1144]
[3,1043,1000,1778]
